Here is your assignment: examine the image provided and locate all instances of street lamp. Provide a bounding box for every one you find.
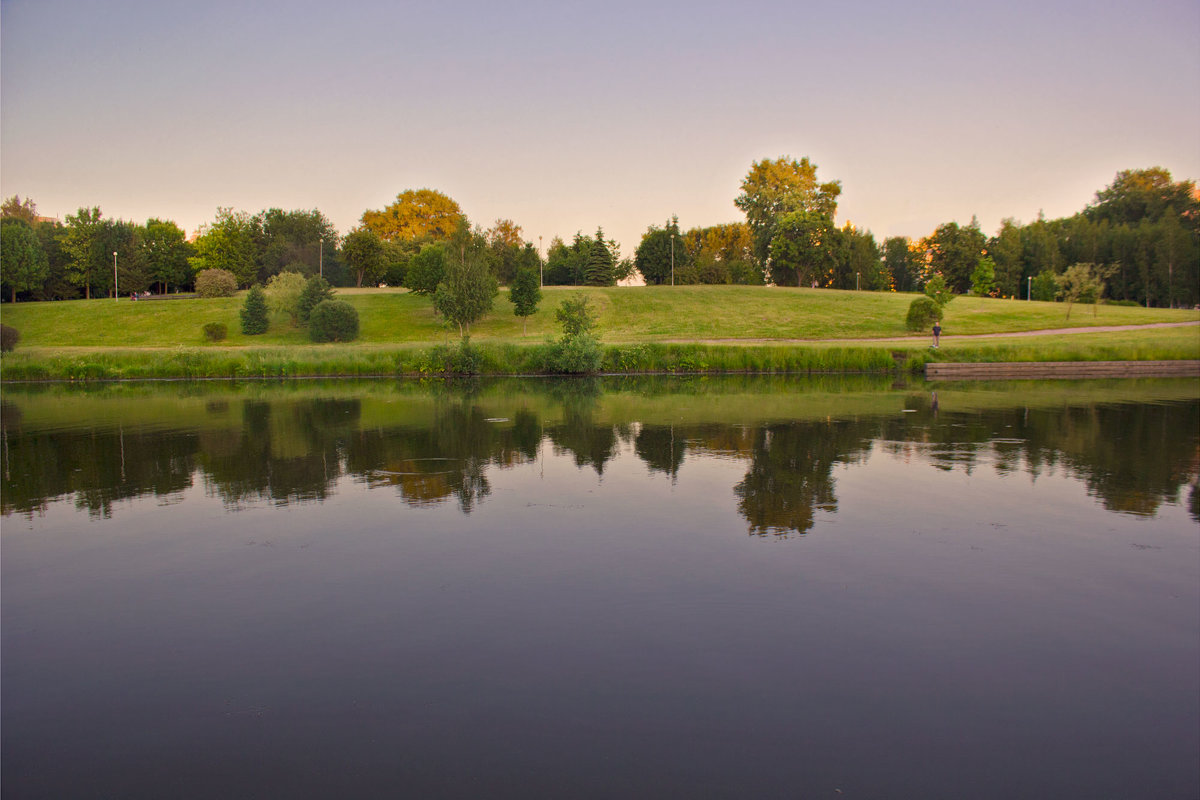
[1027,275,1032,301]
[856,272,860,291]
[539,236,543,287]
[670,232,675,287]
[113,251,118,300]
[319,238,324,279]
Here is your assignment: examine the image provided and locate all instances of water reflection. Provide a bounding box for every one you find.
[2,379,1197,532]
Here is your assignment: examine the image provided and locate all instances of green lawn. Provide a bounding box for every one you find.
[2,285,1196,348]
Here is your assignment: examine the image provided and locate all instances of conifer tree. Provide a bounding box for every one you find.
[584,227,615,286]
[240,284,269,335]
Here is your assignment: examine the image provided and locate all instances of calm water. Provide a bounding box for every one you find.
[2,376,1198,799]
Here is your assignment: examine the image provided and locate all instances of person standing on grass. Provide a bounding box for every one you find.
[932,320,941,347]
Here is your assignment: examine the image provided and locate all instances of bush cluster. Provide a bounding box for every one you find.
[194,269,238,298]
[308,299,359,342]
[202,322,228,342]
[905,296,941,330]
[0,324,19,353]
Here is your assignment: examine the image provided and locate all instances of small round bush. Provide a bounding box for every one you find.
[202,322,228,342]
[905,296,941,331]
[240,285,269,335]
[308,299,359,342]
[195,268,238,298]
[0,324,20,353]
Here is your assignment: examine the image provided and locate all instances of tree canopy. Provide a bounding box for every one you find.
[361,189,464,242]
[735,156,842,267]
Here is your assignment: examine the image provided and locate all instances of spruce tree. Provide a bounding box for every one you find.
[240,284,269,335]
[584,227,614,286]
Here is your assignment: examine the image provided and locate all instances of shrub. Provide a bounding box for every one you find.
[194,268,238,298]
[548,333,603,374]
[297,275,335,324]
[0,324,19,353]
[266,271,306,323]
[906,296,941,331]
[308,299,359,342]
[240,285,269,335]
[202,322,228,342]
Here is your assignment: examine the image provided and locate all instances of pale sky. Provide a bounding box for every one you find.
[3,0,1198,258]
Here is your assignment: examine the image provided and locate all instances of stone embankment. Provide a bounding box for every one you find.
[925,360,1200,380]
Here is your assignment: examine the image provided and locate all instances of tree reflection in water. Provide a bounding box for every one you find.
[2,385,1197,533]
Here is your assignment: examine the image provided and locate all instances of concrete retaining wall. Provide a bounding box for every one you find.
[925,361,1200,380]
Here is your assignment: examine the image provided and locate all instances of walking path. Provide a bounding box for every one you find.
[664,321,1199,346]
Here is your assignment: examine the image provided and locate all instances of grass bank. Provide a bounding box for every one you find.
[2,327,1196,382]
[1,286,1196,381]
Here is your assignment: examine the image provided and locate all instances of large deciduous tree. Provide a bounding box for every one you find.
[925,218,986,294]
[1,195,39,225]
[341,227,387,288]
[635,216,686,285]
[1,219,48,302]
[191,208,259,287]
[63,207,109,300]
[735,156,841,269]
[258,208,339,283]
[361,189,464,243]
[768,210,836,287]
[434,249,498,337]
[142,218,192,293]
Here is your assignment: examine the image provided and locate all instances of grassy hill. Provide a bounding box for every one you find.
[2,285,1197,349]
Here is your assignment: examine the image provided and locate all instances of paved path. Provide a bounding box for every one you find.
[662,321,1200,346]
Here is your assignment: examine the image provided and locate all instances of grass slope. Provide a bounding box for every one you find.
[2,285,1196,348]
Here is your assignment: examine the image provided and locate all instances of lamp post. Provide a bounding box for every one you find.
[319,238,324,279]
[670,232,675,287]
[856,272,860,291]
[539,236,543,287]
[113,252,118,300]
[1027,275,1032,301]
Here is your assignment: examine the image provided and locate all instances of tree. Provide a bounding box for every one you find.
[544,234,590,285]
[194,268,238,298]
[635,216,686,285]
[509,266,541,335]
[926,219,986,293]
[405,243,447,296]
[1,219,48,302]
[308,300,359,342]
[735,156,841,268]
[240,285,269,335]
[484,219,527,285]
[969,256,996,297]
[768,210,836,287]
[923,273,955,308]
[142,219,192,294]
[682,222,759,285]
[191,208,258,287]
[1030,270,1058,301]
[62,207,109,300]
[297,275,335,324]
[433,248,498,337]
[340,227,386,288]
[1,195,39,224]
[1057,263,1105,319]
[361,189,464,242]
[883,236,918,293]
[583,228,615,286]
[1087,167,1198,227]
[548,294,602,373]
[833,224,883,290]
[987,219,1024,297]
[265,271,307,323]
[257,208,339,283]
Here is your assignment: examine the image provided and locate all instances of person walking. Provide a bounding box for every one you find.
[932,320,941,348]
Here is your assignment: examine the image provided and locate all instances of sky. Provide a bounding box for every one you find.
[3,0,1198,259]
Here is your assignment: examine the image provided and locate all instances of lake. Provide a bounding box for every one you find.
[2,376,1198,799]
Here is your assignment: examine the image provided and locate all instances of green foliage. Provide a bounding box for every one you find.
[62,206,109,300]
[240,285,269,335]
[433,250,498,336]
[769,210,835,287]
[1031,270,1058,302]
[0,323,19,353]
[297,275,335,323]
[906,296,941,330]
[636,217,687,285]
[341,226,387,288]
[509,266,541,334]
[142,218,193,293]
[265,270,306,322]
[194,268,238,298]
[735,156,842,267]
[190,208,258,286]
[1057,263,1106,319]
[258,208,337,282]
[1,218,48,302]
[202,322,228,342]
[923,274,955,307]
[969,256,996,297]
[884,237,919,292]
[554,294,596,337]
[405,243,447,296]
[547,332,603,374]
[583,227,616,286]
[925,219,987,293]
[308,299,359,342]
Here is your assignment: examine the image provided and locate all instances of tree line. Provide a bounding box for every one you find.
[3,162,1196,307]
